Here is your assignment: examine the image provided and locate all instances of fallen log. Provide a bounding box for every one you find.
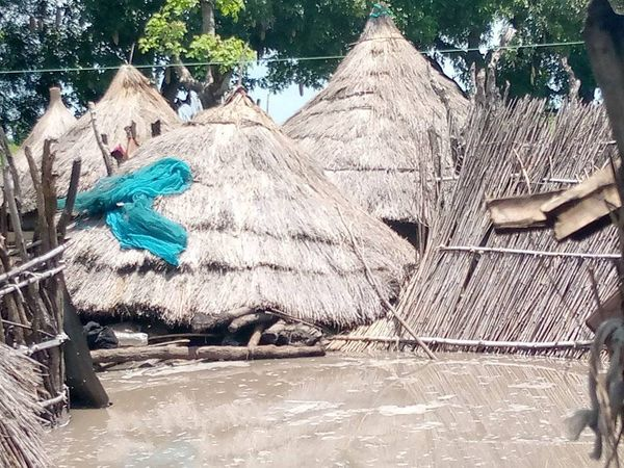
[262,320,286,344]
[191,307,255,331]
[228,312,275,333]
[91,344,325,365]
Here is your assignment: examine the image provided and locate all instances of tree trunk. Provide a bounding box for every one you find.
[62,285,109,408]
[169,0,232,110]
[91,344,325,365]
[201,0,215,35]
[584,0,624,158]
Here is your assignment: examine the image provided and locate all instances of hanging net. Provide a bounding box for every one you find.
[59,158,192,266]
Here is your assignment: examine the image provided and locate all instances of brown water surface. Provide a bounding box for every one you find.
[48,353,596,467]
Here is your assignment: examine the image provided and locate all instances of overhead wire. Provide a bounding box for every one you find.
[0,39,586,76]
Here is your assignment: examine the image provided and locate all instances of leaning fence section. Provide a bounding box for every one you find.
[334,99,620,356]
[1,129,80,426]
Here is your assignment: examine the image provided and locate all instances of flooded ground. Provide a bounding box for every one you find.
[48,353,597,467]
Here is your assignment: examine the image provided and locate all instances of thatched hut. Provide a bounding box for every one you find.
[18,65,180,213]
[0,344,51,468]
[284,7,470,246]
[15,87,77,164]
[63,90,415,331]
[2,87,76,206]
[334,98,620,355]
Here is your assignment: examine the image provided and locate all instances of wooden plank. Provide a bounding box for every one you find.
[487,190,563,229]
[541,165,616,214]
[553,183,620,239]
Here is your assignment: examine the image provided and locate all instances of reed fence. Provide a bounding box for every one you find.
[334,98,620,356]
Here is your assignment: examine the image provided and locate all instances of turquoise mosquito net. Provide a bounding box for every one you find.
[59,157,192,266]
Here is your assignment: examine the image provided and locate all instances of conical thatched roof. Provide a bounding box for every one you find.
[4,87,76,206]
[18,65,180,212]
[16,87,76,161]
[284,11,470,226]
[64,90,415,329]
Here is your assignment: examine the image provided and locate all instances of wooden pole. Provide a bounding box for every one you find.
[0,244,67,284]
[0,266,65,299]
[88,103,115,176]
[329,335,593,351]
[2,169,27,261]
[91,344,325,365]
[0,127,22,204]
[57,159,81,240]
[24,147,50,251]
[337,208,436,360]
[440,245,621,260]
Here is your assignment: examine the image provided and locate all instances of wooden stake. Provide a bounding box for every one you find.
[88,103,115,176]
[248,324,265,348]
[0,127,22,204]
[57,159,81,240]
[440,245,621,260]
[0,244,67,284]
[24,147,50,251]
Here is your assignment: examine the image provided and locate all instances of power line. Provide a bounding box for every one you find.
[0,40,586,76]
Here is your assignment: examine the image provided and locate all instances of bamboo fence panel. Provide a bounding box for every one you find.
[335,99,619,356]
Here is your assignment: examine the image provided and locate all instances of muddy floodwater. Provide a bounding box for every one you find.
[48,353,597,467]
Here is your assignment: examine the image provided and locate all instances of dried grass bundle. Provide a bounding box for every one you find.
[18,65,180,212]
[337,98,620,354]
[64,90,416,329]
[284,13,469,226]
[0,344,51,468]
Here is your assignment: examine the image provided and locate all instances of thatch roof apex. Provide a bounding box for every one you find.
[49,86,62,104]
[102,64,160,101]
[7,86,77,206]
[19,86,76,151]
[284,8,469,226]
[193,87,275,129]
[65,91,415,330]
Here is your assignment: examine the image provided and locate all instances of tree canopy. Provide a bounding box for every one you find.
[0,0,594,140]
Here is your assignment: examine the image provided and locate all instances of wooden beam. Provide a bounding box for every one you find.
[487,190,563,229]
[90,344,325,365]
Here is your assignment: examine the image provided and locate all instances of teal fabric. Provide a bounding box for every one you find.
[370,3,394,18]
[59,158,192,266]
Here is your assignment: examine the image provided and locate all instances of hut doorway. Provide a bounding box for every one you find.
[384,220,428,253]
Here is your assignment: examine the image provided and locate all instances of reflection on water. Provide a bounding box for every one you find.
[48,354,595,467]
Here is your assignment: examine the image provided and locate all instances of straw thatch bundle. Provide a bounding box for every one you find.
[0,344,51,468]
[284,11,469,227]
[64,90,415,329]
[336,98,620,355]
[18,65,180,212]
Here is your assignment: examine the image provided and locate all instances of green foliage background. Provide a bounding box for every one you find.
[0,0,595,141]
